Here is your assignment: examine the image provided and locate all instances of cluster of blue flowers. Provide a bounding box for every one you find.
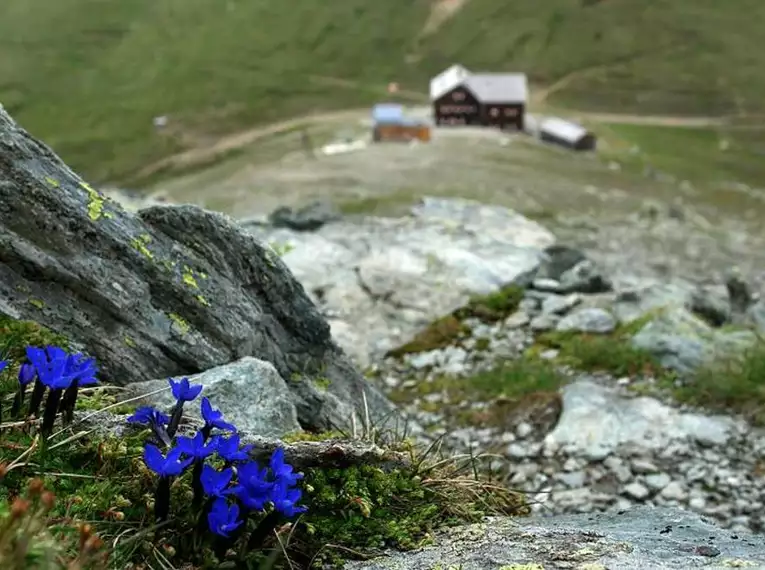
[127,377,306,558]
[0,345,98,436]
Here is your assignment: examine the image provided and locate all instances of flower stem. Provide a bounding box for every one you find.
[154,477,171,522]
[40,389,62,438]
[245,510,281,554]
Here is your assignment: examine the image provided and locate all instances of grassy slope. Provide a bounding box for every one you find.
[2,0,765,183]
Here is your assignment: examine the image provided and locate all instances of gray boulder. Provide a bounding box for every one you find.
[128,357,303,437]
[345,506,765,570]
[630,307,757,375]
[0,106,397,433]
[268,200,341,232]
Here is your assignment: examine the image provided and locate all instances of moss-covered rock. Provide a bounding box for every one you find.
[386,285,525,357]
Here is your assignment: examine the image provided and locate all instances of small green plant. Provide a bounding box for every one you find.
[0,477,107,569]
[674,341,765,425]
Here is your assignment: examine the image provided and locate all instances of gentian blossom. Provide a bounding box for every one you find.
[214,433,254,463]
[127,406,170,427]
[143,444,193,478]
[168,377,203,402]
[200,397,236,434]
[207,498,243,538]
[176,431,218,461]
[200,464,234,498]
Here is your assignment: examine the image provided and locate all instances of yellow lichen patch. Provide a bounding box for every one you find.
[79,181,106,221]
[28,298,45,309]
[44,176,60,188]
[124,336,136,348]
[498,565,545,570]
[182,265,199,289]
[195,294,210,307]
[130,234,154,260]
[167,312,190,334]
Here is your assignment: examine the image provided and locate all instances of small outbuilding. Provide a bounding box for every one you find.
[539,117,597,151]
[371,103,431,143]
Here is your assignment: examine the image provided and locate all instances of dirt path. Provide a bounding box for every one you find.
[131,76,763,185]
[131,108,369,184]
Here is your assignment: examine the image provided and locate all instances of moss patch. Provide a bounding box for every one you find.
[389,356,566,430]
[673,341,765,426]
[532,315,664,379]
[386,285,525,357]
[387,316,471,358]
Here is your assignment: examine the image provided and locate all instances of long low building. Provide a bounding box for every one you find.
[539,117,597,151]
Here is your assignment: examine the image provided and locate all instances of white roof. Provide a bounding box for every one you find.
[429,64,471,100]
[539,117,590,143]
[463,73,528,103]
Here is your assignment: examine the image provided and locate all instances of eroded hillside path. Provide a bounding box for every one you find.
[131,77,762,185]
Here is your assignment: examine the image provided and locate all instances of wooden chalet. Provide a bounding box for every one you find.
[430,64,528,130]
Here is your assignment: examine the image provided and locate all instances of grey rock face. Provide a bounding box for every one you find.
[246,196,556,365]
[345,506,765,570]
[0,107,397,433]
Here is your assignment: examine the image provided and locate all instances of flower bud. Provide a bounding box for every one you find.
[40,491,56,510]
[28,478,45,497]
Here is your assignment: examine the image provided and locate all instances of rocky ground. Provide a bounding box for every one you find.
[104,188,765,536]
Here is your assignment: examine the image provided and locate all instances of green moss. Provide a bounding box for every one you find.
[387,285,525,358]
[280,430,345,443]
[455,285,525,323]
[474,337,491,352]
[0,315,71,361]
[534,315,664,378]
[390,356,565,430]
[296,462,527,567]
[387,315,471,357]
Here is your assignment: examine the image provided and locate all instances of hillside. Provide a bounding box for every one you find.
[1,0,765,183]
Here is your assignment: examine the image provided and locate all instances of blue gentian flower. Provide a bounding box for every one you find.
[270,481,307,518]
[63,352,98,386]
[18,363,36,385]
[176,431,217,460]
[143,444,193,477]
[127,406,170,427]
[168,377,202,403]
[201,464,234,498]
[207,498,243,538]
[269,447,303,487]
[231,461,273,511]
[0,360,8,374]
[200,397,236,432]
[26,346,70,389]
[214,433,254,463]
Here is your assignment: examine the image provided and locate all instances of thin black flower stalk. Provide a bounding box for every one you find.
[244,509,282,554]
[40,388,63,438]
[27,378,47,420]
[143,444,193,521]
[10,363,36,419]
